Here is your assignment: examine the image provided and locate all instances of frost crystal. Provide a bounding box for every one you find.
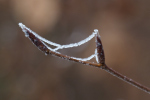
[95,49,99,63]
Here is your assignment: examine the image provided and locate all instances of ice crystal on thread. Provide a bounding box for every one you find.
[18,23,101,62]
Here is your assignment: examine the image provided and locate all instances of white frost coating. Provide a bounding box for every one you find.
[18,23,61,47]
[95,49,99,63]
[94,29,98,33]
[19,23,100,62]
[94,29,100,37]
[18,23,29,37]
[94,29,100,38]
[53,32,97,51]
[71,54,96,61]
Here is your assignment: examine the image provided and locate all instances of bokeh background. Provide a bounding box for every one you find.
[0,0,150,100]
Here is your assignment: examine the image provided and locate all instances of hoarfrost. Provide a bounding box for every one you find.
[19,23,101,63]
[95,49,99,63]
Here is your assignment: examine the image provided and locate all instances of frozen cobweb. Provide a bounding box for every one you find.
[18,23,100,63]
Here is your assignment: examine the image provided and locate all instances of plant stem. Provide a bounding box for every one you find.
[101,64,150,94]
[19,23,150,94]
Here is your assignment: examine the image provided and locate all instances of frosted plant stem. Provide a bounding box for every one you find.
[19,23,150,94]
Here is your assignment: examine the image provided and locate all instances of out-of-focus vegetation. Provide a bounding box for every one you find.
[0,0,150,99]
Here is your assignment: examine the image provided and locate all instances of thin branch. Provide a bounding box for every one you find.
[103,64,150,94]
[19,23,150,94]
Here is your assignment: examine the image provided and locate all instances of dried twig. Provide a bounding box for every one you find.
[19,23,150,94]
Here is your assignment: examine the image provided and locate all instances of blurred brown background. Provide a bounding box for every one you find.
[0,0,150,100]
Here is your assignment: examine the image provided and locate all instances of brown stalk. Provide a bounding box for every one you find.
[20,27,150,94]
[95,33,150,94]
